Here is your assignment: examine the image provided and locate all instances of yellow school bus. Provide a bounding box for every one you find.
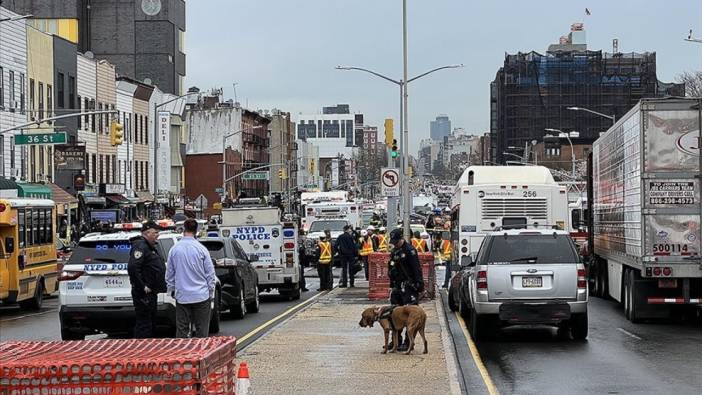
[0,198,58,309]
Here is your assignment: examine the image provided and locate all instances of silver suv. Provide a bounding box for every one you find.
[456,229,588,340]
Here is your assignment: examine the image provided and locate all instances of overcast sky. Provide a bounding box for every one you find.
[186,1,702,153]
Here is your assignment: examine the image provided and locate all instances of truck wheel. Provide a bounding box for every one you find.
[61,328,85,341]
[245,284,260,313]
[623,268,631,320]
[19,279,44,310]
[209,289,221,333]
[458,293,469,318]
[230,286,246,319]
[627,268,642,323]
[570,313,588,340]
[598,260,609,299]
[469,309,485,341]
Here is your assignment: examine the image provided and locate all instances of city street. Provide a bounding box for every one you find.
[0,269,323,348]
[438,263,702,394]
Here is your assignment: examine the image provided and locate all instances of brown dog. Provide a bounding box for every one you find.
[359,305,428,355]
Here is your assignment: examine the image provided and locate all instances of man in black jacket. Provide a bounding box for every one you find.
[336,225,358,288]
[128,221,166,338]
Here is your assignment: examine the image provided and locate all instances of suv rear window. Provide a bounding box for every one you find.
[200,241,226,259]
[70,240,135,264]
[485,235,578,264]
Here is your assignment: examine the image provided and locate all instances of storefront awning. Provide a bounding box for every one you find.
[136,191,155,203]
[106,194,129,204]
[49,183,78,206]
[16,183,52,199]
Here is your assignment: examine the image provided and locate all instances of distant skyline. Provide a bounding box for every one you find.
[186,1,702,152]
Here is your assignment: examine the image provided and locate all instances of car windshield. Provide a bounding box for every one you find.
[486,234,578,264]
[309,220,347,233]
[200,240,226,259]
[69,240,135,264]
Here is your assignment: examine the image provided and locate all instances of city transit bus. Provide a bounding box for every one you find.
[0,198,58,309]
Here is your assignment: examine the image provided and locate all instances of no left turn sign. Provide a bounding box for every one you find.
[381,168,400,196]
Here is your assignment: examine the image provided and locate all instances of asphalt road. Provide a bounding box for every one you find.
[0,268,328,345]
[438,265,702,395]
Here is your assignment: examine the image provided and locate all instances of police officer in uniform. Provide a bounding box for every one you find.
[387,228,424,351]
[128,221,166,338]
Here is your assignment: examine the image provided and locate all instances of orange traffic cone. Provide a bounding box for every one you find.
[236,361,251,395]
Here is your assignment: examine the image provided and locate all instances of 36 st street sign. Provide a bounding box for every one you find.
[242,171,269,181]
[15,132,67,145]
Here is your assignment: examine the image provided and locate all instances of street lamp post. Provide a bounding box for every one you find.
[545,128,580,178]
[335,62,463,237]
[566,106,616,125]
[222,126,264,201]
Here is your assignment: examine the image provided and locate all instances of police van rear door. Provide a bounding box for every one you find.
[226,225,283,268]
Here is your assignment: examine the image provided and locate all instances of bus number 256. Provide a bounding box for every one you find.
[523,191,537,198]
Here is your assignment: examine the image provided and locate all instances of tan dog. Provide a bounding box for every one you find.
[359,305,428,355]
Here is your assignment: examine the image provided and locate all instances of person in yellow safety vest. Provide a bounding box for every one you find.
[358,230,374,280]
[440,237,453,288]
[317,235,333,291]
[410,231,428,253]
[376,227,389,252]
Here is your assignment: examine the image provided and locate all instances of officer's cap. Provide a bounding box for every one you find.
[142,220,162,232]
[389,228,403,244]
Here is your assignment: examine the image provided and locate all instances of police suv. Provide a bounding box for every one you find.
[58,229,221,339]
[220,202,301,300]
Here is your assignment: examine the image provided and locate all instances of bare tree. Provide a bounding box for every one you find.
[677,71,702,97]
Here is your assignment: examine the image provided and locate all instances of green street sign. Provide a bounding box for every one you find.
[15,132,67,145]
[242,171,269,181]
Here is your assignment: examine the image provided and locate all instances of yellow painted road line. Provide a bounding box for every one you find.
[454,312,500,395]
[238,291,327,344]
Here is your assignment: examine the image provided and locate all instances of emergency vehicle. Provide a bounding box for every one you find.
[219,201,301,300]
[303,201,361,232]
[450,166,569,267]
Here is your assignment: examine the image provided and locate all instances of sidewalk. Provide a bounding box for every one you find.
[238,281,459,395]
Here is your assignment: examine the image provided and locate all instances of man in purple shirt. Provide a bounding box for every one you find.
[166,218,216,338]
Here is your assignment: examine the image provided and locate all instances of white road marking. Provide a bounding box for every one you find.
[0,308,56,322]
[617,327,642,340]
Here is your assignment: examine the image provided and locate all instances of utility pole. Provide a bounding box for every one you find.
[401,0,411,239]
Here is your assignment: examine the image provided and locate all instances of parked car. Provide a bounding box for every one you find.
[58,231,228,339]
[455,228,588,341]
[199,237,260,319]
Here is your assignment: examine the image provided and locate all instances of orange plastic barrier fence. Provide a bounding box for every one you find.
[368,252,436,301]
[0,336,238,394]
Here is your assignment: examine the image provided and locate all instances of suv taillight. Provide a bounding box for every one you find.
[477,270,488,289]
[577,267,587,289]
[58,270,84,281]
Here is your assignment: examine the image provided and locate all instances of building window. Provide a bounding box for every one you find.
[9,71,15,108]
[29,79,35,115]
[19,73,25,113]
[69,76,75,110]
[145,163,149,190]
[0,67,4,108]
[99,155,104,184]
[57,72,64,108]
[46,84,52,117]
[10,136,15,174]
[39,146,44,179]
[112,155,116,184]
[145,116,148,144]
[91,154,96,183]
[30,146,36,182]
[77,95,82,128]
[38,83,44,119]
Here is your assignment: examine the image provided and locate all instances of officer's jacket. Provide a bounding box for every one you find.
[128,236,167,295]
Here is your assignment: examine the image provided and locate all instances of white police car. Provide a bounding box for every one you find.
[58,231,221,340]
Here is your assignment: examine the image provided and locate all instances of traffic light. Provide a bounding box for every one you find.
[278,168,287,179]
[110,121,124,146]
[309,159,315,173]
[391,139,399,158]
[408,165,413,177]
[384,119,394,147]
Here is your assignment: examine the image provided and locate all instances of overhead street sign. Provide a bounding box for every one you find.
[242,171,270,181]
[15,132,67,145]
[381,167,400,197]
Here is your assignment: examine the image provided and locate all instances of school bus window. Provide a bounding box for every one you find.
[39,209,46,243]
[33,209,40,245]
[25,209,32,246]
[48,209,53,242]
[18,208,25,248]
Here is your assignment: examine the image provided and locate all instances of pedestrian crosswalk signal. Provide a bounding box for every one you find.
[110,121,124,146]
[391,139,398,158]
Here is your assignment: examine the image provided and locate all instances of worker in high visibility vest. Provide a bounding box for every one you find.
[411,231,428,253]
[376,227,389,252]
[358,230,374,280]
[317,235,334,291]
[440,235,453,288]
